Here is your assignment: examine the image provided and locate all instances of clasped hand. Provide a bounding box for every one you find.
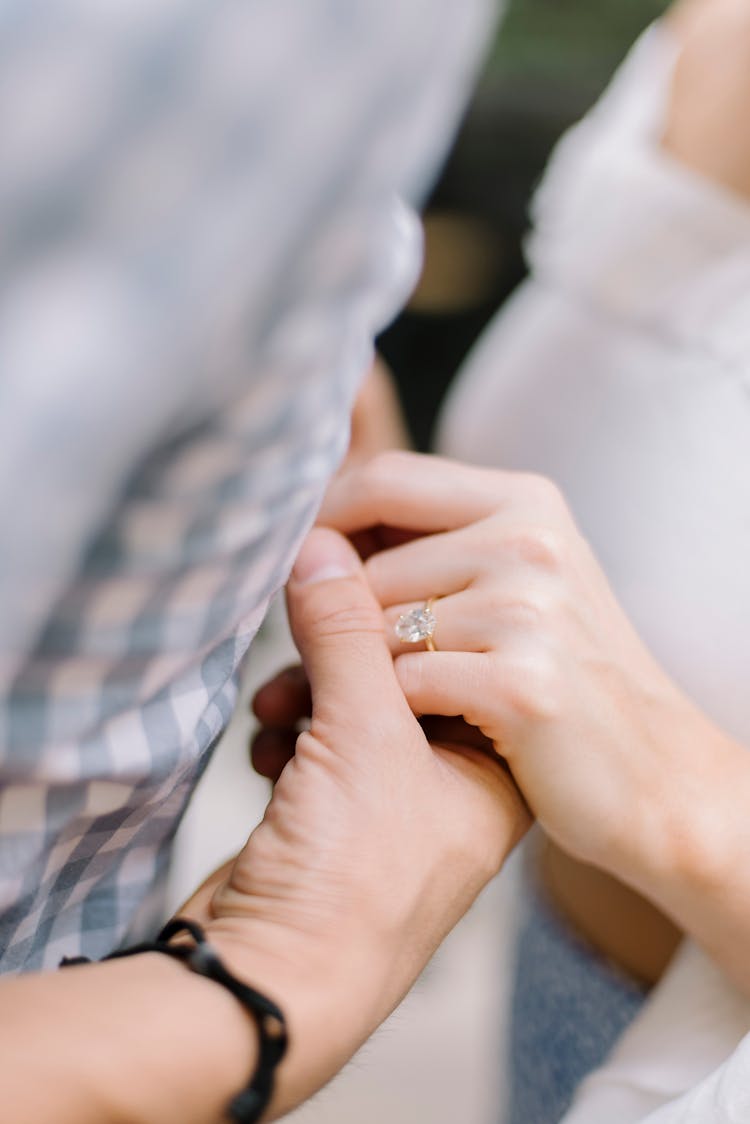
[256,452,742,907]
[183,522,528,1113]
[318,452,738,890]
[193,453,750,1110]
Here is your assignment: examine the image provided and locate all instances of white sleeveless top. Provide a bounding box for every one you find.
[437,23,750,1124]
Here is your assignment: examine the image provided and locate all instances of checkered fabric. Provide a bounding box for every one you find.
[0,0,496,971]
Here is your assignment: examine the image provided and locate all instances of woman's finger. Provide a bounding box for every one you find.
[393,649,499,723]
[365,524,481,606]
[319,451,551,538]
[364,507,571,610]
[395,646,554,746]
[384,584,542,657]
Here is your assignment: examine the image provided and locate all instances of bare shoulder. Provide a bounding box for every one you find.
[662,0,750,200]
[666,0,750,41]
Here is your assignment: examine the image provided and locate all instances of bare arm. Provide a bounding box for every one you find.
[0,528,528,1123]
[664,0,750,199]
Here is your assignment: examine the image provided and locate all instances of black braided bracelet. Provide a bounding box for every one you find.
[60,917,288,1123]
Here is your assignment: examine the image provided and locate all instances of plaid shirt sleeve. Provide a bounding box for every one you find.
[0,0,496,971]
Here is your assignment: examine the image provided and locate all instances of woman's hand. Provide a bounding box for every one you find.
[318,453,750,993]
[187,525,529,1114]
[319,453,695,872]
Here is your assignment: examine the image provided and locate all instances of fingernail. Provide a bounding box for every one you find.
[292,528,358,586]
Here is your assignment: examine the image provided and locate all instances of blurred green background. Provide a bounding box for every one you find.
[489,0,669,90]
[379,0,669,450]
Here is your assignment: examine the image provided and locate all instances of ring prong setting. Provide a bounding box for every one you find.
[394,603,437,646]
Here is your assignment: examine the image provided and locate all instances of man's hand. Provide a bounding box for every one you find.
[188,526,529,1114]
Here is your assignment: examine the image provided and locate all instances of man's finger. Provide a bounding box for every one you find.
[252,665,311,726]
[251,727,297,783]
[287,528,415,734]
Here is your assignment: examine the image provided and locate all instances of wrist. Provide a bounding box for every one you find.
[204,913,394,1118]
[48,948,264,1124]
[619,726,750,992]
[640,732,741,898]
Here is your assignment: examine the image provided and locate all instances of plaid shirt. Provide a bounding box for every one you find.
[0,0,495,971]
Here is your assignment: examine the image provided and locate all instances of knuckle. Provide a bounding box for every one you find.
[520,472,564,508]
[482,586,511,622]
[298,582,384,640]
[314,601,385,641]
[506,596,547,629]
[478,588,522,632]
[496,649,562,723]
[483,584,555,628]
[364,449,417,500]
[508,523,568,572]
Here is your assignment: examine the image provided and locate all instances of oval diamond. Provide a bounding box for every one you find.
[394,606,437,644]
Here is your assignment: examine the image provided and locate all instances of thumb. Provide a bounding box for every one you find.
[287,527,409,729]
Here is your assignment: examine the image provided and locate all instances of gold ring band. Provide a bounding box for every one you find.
[424,598,437,652]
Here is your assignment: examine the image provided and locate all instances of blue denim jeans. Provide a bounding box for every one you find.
[506,885,647,1124]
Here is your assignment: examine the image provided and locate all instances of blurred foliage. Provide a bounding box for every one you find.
[486,0,670,92]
